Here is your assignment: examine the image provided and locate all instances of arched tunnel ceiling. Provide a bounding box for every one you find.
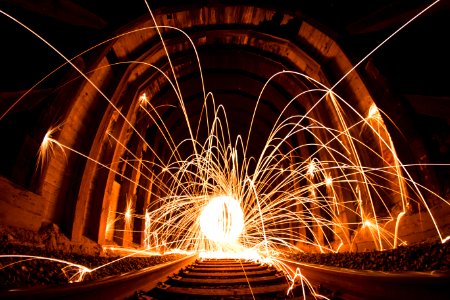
[0,0,449,191]
[1,1,449,162]
[133,44,314,161]
[84,7,341,165]
[1,0,449,95]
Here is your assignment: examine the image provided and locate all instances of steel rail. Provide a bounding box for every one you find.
[281,258,450,300]
[0,254,197,300]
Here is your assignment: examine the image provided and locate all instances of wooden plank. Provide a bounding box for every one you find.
[169,274,284,285]
[159,283,289,296]
[181,269,276,278]
[185,265,267,272]
[193,262,261,268]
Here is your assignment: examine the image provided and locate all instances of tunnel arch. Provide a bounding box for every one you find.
[0,2,445,252]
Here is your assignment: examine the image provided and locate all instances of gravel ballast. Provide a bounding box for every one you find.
[0,244,185,291]
[290,241,450,272]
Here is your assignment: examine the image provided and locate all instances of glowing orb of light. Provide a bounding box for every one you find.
[199,195,244,244]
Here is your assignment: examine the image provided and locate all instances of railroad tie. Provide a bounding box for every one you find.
[144,258,297,299]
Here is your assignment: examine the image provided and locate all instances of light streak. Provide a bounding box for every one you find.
[307,160,316,178]
[138,92,148,106]
[0,255,91,283]
[125,201,133,223]
[37,124,65,172]
[0,0,448,297]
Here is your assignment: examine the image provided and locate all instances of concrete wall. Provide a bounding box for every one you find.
[0,176,46,231]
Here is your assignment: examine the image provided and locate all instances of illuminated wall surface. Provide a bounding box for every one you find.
[0,0,449,287]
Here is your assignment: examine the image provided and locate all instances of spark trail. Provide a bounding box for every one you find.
[0,0,448,297]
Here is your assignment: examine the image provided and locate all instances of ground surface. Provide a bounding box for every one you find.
[1,241,449,291]
[291,241,450,272]
[0,243,185,291]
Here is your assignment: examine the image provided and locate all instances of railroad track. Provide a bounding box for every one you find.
[140,258,296,299]
[2,255,448,300]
